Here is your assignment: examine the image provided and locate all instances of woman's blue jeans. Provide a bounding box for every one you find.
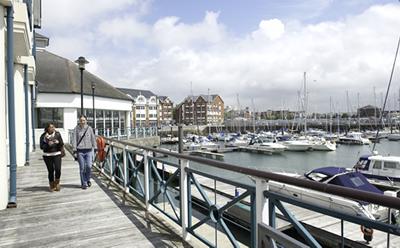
[77,149,93,187]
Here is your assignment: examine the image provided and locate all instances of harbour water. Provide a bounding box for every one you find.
[164,139,400,185]
[222,140,400,174]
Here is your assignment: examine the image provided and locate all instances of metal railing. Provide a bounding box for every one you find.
[68,127,158,144]
[95,137,400,247]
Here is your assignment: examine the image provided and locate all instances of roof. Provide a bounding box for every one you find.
[369,155,400,163]
[36,50,130,101]
[35,33,50,48]
[359,105,380,110]
[118,88,156,99]
[183,94,222,103]
[35,33,49,40]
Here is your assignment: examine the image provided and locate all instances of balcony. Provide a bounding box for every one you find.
[13,1,34,57]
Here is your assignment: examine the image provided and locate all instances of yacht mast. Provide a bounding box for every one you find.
[373,86,377,129]
[357,92,361,132]
[303,72,307,134]
[329,96,333,133]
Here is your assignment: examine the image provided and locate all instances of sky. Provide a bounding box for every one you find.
[41,0,400,113]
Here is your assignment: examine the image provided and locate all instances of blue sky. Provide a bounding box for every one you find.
[42,0,400,112]
[147,0,394,33]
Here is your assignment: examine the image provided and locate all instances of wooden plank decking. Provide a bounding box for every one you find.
[0,151,193,248]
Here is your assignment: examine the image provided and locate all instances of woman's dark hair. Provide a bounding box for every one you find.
[44,122,55,133]
[79,115,87,120]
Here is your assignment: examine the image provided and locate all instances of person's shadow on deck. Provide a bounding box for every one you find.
[92,175,193,248]
[22,184,81,192]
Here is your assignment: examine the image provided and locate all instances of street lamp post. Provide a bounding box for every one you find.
[74,56,89,116]
[92,82,96,129]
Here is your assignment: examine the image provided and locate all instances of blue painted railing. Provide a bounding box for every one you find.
[95,137,400,247]
[68,127,158,144]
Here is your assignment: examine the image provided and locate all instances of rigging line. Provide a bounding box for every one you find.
[372,35,400,151]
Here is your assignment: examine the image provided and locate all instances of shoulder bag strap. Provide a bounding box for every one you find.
[77,127,89,147]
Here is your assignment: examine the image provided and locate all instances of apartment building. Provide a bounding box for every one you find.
[175,94,224,125]
[158,96,174,125]
[118,88,158,127]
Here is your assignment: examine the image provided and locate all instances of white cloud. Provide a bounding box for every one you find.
[151,11,226,49]
[42,2,400,112]
[252,19,285,40]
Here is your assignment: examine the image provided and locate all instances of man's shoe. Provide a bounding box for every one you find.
[81,185,87,190]
[87,181,91,187]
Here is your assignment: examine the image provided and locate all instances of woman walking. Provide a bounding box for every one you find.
[40,123,64,192]
[72,115,96,190]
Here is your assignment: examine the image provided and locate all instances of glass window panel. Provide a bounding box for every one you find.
[36,108,64,128]
[373,161,382,169]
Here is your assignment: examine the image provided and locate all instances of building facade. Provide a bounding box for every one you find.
[1,0,41,210]
[358,105,381,118]
[118,88,158,127]
[175,95,224,125]
[158,96,174,126]
[35,40,132,141]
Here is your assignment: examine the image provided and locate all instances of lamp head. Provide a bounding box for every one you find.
[75,56,89,70]
[91,82,96,90]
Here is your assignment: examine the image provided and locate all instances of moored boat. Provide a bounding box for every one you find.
[270,167,398,222]
[354,153,400,188]
[337,132,371,145]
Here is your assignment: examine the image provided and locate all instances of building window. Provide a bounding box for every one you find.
[36,108,64,128]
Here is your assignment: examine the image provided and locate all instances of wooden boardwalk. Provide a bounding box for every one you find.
[0,151,193,248]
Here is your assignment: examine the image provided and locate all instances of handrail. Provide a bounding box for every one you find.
[102,136,400,210]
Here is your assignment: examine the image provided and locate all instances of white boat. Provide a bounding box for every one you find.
[226,138,249,147]
[248,137,287,153]
[337,132,371,145]
[354,153,400,188]
[388,133,400,141]
[270,167,398,222]
[311,139,336,151]
[282,140,313,151]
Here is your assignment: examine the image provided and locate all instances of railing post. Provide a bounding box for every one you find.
[123,145,128,192]
[127,128,131,139]
[255,178,269,244]
[143,127,146,138]
[144,150,150,210]
[135,128,138,139]
[117,128,121,140]
[180,158,189,241]
[109,142,114,180]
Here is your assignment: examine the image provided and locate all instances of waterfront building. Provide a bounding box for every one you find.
[118,88,158,127]
[1,0,41,210]
[35,36,132,140]
[158,96,174,126]
[175,94,224,125]
[357,105,381,118]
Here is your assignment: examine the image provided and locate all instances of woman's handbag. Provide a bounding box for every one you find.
[60,146,66,157]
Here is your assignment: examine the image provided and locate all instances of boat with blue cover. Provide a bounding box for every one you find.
[269,166,398,222]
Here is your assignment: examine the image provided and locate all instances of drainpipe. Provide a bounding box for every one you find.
[24,64,30,166]
[31,30,36,150]
[6,6,17,208]
[31,82,36,151]
[32,30,36,58]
